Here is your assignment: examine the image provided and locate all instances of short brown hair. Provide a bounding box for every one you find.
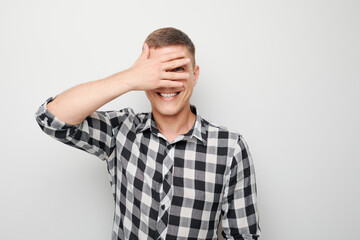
[144,27,196,67]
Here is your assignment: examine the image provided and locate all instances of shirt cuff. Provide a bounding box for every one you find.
[35,96,80,130]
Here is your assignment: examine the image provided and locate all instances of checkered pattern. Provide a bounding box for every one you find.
[35,97,261,240]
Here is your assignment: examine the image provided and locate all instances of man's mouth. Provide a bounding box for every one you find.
[157,92,181,98]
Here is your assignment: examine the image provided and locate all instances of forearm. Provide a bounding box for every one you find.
[46,43,187,125]
[47,71,132,125]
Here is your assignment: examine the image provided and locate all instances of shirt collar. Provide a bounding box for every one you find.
[135,105,207,145]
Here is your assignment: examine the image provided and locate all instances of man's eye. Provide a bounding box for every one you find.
[171,67,183,72]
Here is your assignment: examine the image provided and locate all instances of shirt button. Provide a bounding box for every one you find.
[161,204,165,210]
[165,174,169,180]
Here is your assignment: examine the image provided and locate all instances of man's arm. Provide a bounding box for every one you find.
[35,43,190,160]
[46,43,190,125]
[221,135,261,239]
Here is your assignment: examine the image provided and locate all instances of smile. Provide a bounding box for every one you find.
[157,92,181,98]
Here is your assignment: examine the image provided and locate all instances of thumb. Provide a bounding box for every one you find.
[141,42,150,59]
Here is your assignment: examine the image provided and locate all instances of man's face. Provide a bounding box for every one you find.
[145,45,200,117]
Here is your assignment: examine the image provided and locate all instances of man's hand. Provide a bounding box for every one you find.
[122,43,190,91]
[46,43,191,125]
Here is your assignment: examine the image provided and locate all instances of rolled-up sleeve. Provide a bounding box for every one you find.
[221,135,261,239]
[35,97,132,161]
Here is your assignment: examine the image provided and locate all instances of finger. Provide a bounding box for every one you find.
[159,51,186,63]
[160,71,189,80]
[155,80,183,89]
[140,42,150,59]
[160,58,191,71]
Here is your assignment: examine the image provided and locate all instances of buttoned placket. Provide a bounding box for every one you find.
[153,125,198,240]
[156,138,175,240]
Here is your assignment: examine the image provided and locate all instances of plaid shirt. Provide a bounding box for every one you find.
[35,97,260,240]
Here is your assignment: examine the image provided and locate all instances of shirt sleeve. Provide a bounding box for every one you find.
[221,135,261,239]
[34,96,134,162]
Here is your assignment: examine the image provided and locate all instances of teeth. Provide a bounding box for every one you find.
[160,92,178,98]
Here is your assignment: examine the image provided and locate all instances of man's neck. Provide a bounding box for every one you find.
[152,105,196,143]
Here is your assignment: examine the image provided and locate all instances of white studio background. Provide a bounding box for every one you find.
[1,0,359,239]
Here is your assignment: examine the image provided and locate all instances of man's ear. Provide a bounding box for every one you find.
[193,65,200,86]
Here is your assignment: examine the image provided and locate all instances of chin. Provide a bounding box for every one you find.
[153,104,183,117]
[146,90,189,117]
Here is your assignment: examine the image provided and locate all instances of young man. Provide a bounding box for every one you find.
[35,27,260,240]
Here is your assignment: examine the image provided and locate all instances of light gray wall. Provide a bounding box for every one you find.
[1,0,359,239]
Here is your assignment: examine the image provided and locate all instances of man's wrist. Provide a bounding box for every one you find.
[104,70,135,95]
